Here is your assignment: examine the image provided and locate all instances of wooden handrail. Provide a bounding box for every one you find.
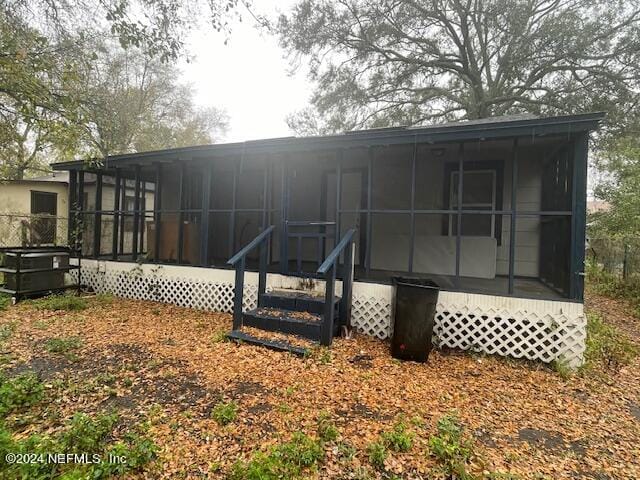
[227,225,275,266]
[317,229,356,275]
[318,229,357,346]
[227,225,275,330]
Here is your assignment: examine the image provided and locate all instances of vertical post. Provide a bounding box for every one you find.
[132,165,141,260]
[229,159,238,258]
[280,157,289,274]
[233,258,245,330]
[321,264,336,346]
[118,175,126,255]
[112,169,121,260]
[139,178,146,255]
[340,240,354,329]
[68,170,77,247]
[365,147,373,275]
[93,171,102,258]
[77,170,85,255]
[508,138,519,295]
[200,162,212,266]
[408,138,417,273]
[623,242,630,280]
[154,163,162,263]
[455,143,464,288]
[335,150,342,252]
[570,132,589,300]
[258,240,267,305]
[177,162,185,264]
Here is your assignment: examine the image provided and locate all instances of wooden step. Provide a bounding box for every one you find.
[259,290,340,315]
[243,307,325,341]
[226,330,311,356]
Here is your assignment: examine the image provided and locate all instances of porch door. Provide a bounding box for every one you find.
[283,164,364,276]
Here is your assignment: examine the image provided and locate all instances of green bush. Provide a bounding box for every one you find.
[27,294,88,312]
[211,401,238,426]
[583,311,639,372]
[0,294,10,311]
[229,432,324,479]
[0,373,44,417]
[428,414,475,480]
[381,421,414,452]
[317,411,339,442]
[60,412,118,453]
[44,336,82,357]
[366,441,387,469]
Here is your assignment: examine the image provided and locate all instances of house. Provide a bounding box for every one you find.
[0,172,69,247]
[52,112,604,366]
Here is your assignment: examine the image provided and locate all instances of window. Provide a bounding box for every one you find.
[30,191,57,244]
[449,170,496,237]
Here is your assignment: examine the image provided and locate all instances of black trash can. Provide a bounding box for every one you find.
[391,277,439,362]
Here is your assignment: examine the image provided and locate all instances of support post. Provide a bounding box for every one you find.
[93,172,102,258]
[154,163,162,263]
[229,159,238,259]
[258,240,267,305]
[408,138,417,273]
[280,157,289,274]
[508,138,519,294]
[132,165,141,261]
[365,147,373,275]
[335,150,342,252]
[112,169,121,260]
[118,175,126,255]
[200,162,212,266]
[233,258,245,330]
[321,264,336,346]
[77,171,85,254]
[177,163,185,264]
[339,241,354,329]
[455,143,464,288]
[570,132,589,300]
[68,170,77,247]
[139,179,146,255]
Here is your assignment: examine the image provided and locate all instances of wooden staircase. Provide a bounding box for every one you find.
[226,226,356,355]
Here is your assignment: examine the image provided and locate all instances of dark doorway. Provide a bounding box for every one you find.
[30,191,57,244]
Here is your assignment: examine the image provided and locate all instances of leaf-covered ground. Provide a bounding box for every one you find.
[0,293,639,479]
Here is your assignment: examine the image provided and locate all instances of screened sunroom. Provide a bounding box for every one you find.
[55,112,602,302]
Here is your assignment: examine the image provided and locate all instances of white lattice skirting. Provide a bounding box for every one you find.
[72,260,586,368]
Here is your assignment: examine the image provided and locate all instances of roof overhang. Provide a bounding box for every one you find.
[52,112,605,171]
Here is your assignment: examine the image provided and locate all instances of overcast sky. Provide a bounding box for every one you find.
[179,1,310,143]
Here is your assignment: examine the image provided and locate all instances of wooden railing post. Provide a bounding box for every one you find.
[258,239,267,306]
[340,240,354,329]
[321,264,336,346]
[233,257,245,330]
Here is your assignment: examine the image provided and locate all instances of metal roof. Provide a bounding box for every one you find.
[52,111,605,171]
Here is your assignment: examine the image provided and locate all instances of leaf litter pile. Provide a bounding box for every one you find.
[0,293,639,479]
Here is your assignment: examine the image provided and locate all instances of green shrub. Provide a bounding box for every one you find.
[0,322,16,342]
[583,311,639,372]
[317,411,339,442]
[44,336,82,357]
[0,373,44,417]
[366,441,387,469]
[211,401,238,426]
[0,294,11,311]
[229,432,323,479]
[60,412,118,453]
[428,414,475,480]
[381,421,414,452]
[28,294,88,312]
